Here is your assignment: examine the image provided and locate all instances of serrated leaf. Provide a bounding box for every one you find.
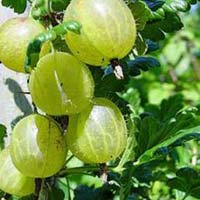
[159,94,184,122]
[146,39,159,52]
[91,67,128,99]
[2,0,27,13]
[136,116,160,155]
[134,95,199,162]
[142,11,183,41]
[148,0,198,20]
[169,1,190,12]
[143,0,165,11]
[168,167,200,198]
[141,0,198,41]
[170,133,200,147]
[154,132,200,157]
[51,0,70,11]
[119,162,135,200]
[128,0,151,31]
[163,0,199,13]
[118,88,141,114]
[133,34,148,55]
[117,118,138,169]
[128,56,160,75]
[119,160,160,199]
[74,185,115,200]
[138,125,200,164]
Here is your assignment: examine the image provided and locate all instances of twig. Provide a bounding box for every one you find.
[57,165,116,177]
[1,193,11,200]
[34,178,42,200]
[66,177,72,200]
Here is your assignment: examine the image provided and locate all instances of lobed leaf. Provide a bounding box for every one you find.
[133,94,199,161]
[143,0,165,11]
[142,11,183,41]
[168,167,200,198]
[1,0,27,14]
[51,0,70,11]
[128,0,151,31]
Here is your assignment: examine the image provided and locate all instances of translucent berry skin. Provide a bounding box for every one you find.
[0,148,35,197]
[29,52,94,116]
[0,17,49,72]
[10,114,67,178]
[66,98,127,163]
[64,0,136,66]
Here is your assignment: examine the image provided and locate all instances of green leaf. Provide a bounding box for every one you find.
[0,124,6,151]
[74,184,116,200]
[138,125,200,164]
[133,34,148,55]
[128,0,152,31]
[141,0,199,41]
[119,130,200,199]
[143,0,165,11]
[51,0,70,11]
[128,56,161,75]
[48,187,65,200]
[91,67,128,99]
[117,118,138,169]
[162,0,199,13]
[168,167,200,198]
[119,160,158,199]
[118,88,141,114]
[159,94,184,122]
[142,11,183,41]
[154,132,200,157]
[2,0,27,14]
[119,162,135,200]
[146,39,159,52]
[134,94,199,162]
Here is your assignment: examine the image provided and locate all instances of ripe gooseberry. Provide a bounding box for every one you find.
[0,17,49,72]
[10,114,67,178]
[66,98,127,163]
[29,52,94,116]
[64,0,136,66]
[0,148,35,197]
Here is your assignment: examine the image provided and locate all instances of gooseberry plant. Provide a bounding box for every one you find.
[1,0,200,200]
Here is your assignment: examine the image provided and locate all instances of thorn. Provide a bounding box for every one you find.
[17,91,30,94]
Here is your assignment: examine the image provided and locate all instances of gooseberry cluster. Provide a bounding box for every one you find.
[0,0,136,197]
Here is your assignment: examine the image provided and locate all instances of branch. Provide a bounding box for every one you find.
[34,178,42,200]
[57,165,118,177]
